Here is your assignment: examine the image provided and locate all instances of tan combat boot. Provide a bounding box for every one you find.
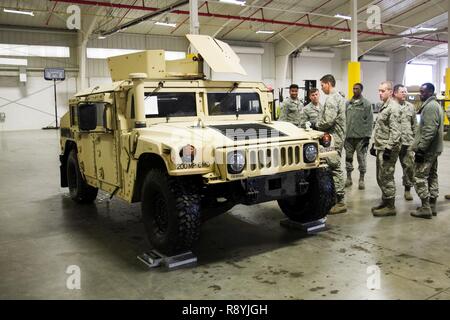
[371,199,386,213]
[358,174,365,190]
[404,186,413,201]
[411,198,432,219]
[329,196,347,215]
[430,198,437,216]
[345,172,352,188]
[373,199,397,217]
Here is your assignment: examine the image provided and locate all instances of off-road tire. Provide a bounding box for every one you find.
[141,169,201,255]
[277,168,335,223]
[67,149,98,203]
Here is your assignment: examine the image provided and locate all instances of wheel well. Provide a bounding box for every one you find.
[132,153,168,202]
[60,140,77,187]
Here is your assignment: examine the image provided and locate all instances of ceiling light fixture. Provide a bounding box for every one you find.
[334,13,351,20]
[339,38,352,43]
[418,26,438,31]
[3,8,34,16]
[219,0,246,6]
[98,35,106,39]
[256,30,274,34]
[155,21,177,27]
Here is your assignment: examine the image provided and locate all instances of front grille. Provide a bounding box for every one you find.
[209,123,287,141]
[247,145,303,172]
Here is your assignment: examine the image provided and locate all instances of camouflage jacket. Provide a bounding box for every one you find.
[279,97,303,127]
[345,96,373,139]
[399,101,417,146]
[299,102,322,128]
[373,98,402,151]
[317,89,346,151]
[412,96,444,154]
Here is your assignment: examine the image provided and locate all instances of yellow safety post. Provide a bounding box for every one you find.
[348,61,361,100]
[445,68,450,140]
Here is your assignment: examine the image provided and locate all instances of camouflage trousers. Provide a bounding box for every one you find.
[376,149,400,200]
[326,148,345,199]
[398,145,415,188]
[414,153,439,200]
[345,138,369,174]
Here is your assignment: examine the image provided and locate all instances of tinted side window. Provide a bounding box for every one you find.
[78,103,106,131]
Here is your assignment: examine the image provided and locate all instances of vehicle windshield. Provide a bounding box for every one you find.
[144,92,197,118]
[207,92,261,116]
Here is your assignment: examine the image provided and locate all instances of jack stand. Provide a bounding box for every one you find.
[138,250,197,271]
[280,217,327,234]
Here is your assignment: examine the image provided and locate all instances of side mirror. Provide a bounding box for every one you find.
[78,104,97,131]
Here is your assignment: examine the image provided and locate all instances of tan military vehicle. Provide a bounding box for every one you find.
[59,35,337,255]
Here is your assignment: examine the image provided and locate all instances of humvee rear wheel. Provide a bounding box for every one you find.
[277,168,335,223]
[141,169,201,255]
[67,149,98,203]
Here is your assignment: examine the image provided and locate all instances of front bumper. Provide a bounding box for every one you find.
[240,170,312,205]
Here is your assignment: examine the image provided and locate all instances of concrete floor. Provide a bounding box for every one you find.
[1,129,450,300]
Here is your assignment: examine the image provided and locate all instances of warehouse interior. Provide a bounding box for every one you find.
[1,0,450,300]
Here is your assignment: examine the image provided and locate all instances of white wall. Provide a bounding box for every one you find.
[360,61,387,104]
[0,74,77,131]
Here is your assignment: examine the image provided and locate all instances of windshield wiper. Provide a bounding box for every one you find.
[144,81,164,100]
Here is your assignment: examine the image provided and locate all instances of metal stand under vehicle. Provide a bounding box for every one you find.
[137,250,197,271]
[280,217,328,234]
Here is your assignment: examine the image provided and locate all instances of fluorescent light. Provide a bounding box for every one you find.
[339,38,352,43]
[418,27,437,31]
[155,21,177,28]
[98,35,106,39]
[334,13,351,20]
[256,30,274,34]
[220,0,246,6]
[3,8,34,16]
[401,44,412,48]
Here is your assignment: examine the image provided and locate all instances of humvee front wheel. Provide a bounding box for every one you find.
[67,149,98,203]
[277,168,335,223]
[141,169,201,255]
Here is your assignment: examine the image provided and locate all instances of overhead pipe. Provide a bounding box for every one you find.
[51,0,448,44]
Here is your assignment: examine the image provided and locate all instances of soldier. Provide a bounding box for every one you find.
[279,84,303,126]
[370,81,402,217]
[393,84,417,201]
[411,83,444,219]
[300,88,322,129]
[317,74,347,214]
[344,83,373,190]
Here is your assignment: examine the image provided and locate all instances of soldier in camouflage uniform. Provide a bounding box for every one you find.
[317,74,347,214]
[344,83,373,190]
[279,84,303,126]
[300,88,322,129]
[411,83,444,219]
[370,81,402,217]
[393,84,417,201]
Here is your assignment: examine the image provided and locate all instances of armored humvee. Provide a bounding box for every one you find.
[59,35,337,255]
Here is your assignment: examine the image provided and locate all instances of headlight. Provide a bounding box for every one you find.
[227,151,246,174]
[303,144,318,163]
